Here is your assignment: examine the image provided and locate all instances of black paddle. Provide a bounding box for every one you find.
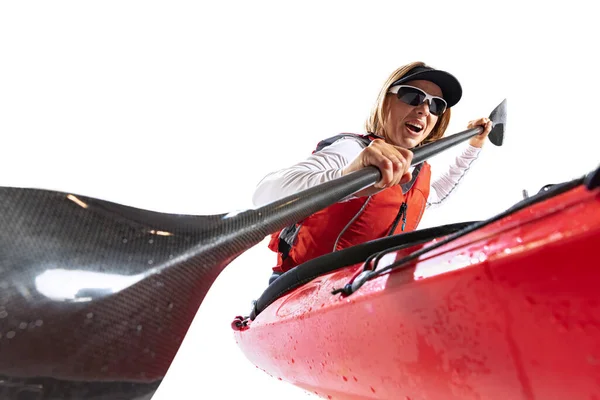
[0,99,506,399]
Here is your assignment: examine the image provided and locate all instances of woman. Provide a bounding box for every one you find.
[252,61,493,281]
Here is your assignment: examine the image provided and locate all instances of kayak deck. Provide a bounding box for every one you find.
[234,185,600,399]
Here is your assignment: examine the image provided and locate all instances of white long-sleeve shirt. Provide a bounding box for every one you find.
[252,136,481,208]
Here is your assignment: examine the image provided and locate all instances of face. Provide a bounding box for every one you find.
[381,79,443,148]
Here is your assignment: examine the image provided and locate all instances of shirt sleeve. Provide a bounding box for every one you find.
[252,137,366,207]
[426,144,482,209]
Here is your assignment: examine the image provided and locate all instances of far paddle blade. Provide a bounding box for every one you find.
[488,98,507,146]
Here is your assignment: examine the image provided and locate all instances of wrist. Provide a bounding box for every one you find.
[468,138,484,148]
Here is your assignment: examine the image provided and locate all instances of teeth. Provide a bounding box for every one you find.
[406,122,423,132]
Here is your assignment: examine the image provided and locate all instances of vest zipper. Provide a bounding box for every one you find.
[387,201,408,236]
[401,202,408,231]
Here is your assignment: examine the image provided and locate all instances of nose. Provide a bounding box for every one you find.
[414,100,431,116]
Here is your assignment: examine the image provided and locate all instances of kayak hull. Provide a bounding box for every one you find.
[233,186,600,399]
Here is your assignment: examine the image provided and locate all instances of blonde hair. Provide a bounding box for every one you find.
[365,61,452,147]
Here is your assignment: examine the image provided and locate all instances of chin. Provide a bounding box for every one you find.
[401,137,420,149]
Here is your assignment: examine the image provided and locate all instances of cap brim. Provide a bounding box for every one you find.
[391,69,462,108]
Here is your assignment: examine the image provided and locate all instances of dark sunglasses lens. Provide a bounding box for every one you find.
[430,99,447,116]
[396,87,425,106]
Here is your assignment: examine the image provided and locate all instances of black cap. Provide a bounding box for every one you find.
[390,66,462,108]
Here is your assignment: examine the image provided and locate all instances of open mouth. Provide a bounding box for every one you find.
[405,122,424,134]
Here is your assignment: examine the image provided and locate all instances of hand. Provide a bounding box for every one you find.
[342,138,413,197]
[467,117,493,148]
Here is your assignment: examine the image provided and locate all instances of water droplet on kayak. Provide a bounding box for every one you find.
[504,248,512,254]
[370,387,376,393]
[516,237,523,243]
[342,376,348,382]
[278,377,282,381]
[291,358,295,364]
[353,376,358,382]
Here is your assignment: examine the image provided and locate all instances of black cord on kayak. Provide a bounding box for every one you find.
[584,164,600,190]
[337,174,587,296]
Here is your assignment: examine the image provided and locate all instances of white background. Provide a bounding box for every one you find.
[1,1,598,399]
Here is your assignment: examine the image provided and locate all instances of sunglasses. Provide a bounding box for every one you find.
[387,85,447,116]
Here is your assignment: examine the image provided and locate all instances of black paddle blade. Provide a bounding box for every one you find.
[0,167,380,399]
[488,98,507,146]
[0,187,231,398]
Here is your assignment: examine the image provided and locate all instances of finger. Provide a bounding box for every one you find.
[481,120,493,136]
[468,117,490,134]
[376,144,408,186]
[399,170,412,185]
[384,147,412,185]
[477,118,492,135]
[367,151,394,189]
[467,118,485,129]
[391,146,413,162]
[387,154,406,186]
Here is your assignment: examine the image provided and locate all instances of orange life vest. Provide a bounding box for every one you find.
[268,133,431,273]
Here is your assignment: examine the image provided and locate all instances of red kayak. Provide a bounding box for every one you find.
[233,175,600,399]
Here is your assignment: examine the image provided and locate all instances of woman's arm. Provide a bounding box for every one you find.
[426,144,481,208]
[252,137,365,207]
